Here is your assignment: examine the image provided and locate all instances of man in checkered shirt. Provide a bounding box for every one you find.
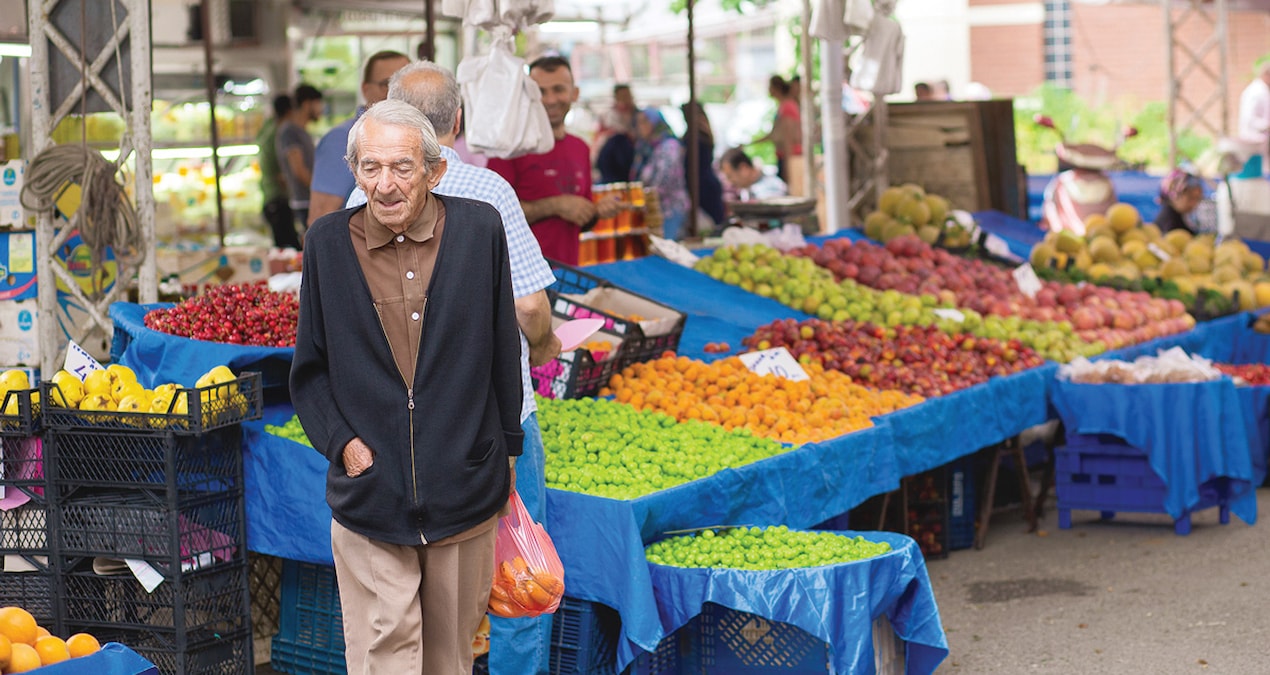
[347,61,560,675]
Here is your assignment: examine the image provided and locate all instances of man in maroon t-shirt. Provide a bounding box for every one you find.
[488,56,620,265]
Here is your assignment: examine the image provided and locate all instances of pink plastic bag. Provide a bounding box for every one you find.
[488,490,565,618]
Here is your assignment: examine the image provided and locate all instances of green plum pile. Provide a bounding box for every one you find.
[538,396,790,499]
[644,526,893,570]
[265,414,312,448]
[696,243,1104,362]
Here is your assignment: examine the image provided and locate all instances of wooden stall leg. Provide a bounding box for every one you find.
[973,444,1002,550]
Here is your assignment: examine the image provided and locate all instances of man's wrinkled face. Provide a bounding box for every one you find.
[354,118,445,231]
[530,66,578,129]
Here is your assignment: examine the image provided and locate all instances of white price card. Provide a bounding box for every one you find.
[1012,263,1043,299]
[126,558,165,593]
[738,347,810,382]
[62,340,104,382]
[932,308,966,322]
[1147,242,1173,262]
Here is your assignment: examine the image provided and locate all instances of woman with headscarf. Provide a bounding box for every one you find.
[632,107,691,240]
[1156,169,1205,234]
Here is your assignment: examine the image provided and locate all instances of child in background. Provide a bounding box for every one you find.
[1156,169,1205,234]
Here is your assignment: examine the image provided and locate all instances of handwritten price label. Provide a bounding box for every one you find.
[62,340,104,382]
[738,347,810,382]
[933,308,966,322]
[1012,263,1042,300]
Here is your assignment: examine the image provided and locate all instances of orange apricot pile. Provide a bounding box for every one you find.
[601,355,923,444]
[0,606,100,672]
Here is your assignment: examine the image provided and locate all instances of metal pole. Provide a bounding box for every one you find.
[820,39,847,232]
[422,0,436,60]
[686,0,699,234]
[799,0,815,200]
[133,0,155,304]
[1217,0,1228,138]
[1164,3,1177,168]
[201,0,226,247]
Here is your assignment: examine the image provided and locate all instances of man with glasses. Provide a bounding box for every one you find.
[307,50,411,226]
[292,99,524,674]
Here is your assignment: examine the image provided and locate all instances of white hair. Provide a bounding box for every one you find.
[345,99,443,173]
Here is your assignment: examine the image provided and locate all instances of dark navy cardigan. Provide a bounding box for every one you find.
[291,196,524,545]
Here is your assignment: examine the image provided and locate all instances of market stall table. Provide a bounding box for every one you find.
[646,531,947,674]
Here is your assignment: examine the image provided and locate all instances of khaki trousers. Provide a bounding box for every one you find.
[331,518,497,675]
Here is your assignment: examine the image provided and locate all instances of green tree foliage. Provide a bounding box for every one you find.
[1014,83,1212,175]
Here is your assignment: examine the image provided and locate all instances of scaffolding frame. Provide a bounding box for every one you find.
[27,0,156,374]
[1164,0,1230,167]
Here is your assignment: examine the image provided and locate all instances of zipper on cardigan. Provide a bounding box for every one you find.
[372,303,422,516]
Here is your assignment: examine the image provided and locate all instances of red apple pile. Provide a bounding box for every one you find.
[791,235,1195,350]
[1214,363,1270,386]
[744,318,1046,397]
[145,281,299,347]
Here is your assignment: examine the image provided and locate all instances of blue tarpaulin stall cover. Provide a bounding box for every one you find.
[647,531,948,675]
[1050,377,1258,524]
[34,643,159,675]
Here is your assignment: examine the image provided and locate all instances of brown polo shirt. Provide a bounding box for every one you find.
[348,194,498,545]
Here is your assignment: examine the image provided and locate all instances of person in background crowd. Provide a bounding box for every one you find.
[680,100,727,231]
[595,112,635,184]
[754,75,802,183]
[720,147,788,202]
[277,84,324,232]
[258,94,300,250]
[914,82,936,101]
[1236,59,1270,177]
[1156,169,1205,234]
[933,79,952,101]
[345,60,561,675]
[292,99,524,674]
[632,108,690,241]
[307,50,411,225]
[488,56,621,265]
[594,83,637,153]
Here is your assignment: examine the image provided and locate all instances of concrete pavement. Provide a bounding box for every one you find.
[928,488,1269,673]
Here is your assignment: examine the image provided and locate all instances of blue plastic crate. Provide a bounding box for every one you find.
[1055,440,1230,535]
[629,605,905,675]
[550,596,619,675]
[271,561,345,675]
[947,455,977,551]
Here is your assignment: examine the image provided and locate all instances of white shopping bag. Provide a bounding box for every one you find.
[456,39,554,159]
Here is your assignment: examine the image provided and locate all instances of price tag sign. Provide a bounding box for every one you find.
[933,308,966,322]
[62,340,104,382]
[126,558,165,593]
[1012,263,1042,299]
[738,347,810,382]
[1147,242,1173,262]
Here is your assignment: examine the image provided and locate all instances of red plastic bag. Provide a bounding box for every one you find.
[487,490,565,618]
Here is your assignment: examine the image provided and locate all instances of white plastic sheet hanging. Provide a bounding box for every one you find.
[849,3,905,96]
[444,0,555,32]
[455,34,554,159]
[844,0,875,35]
[810,0,848,41]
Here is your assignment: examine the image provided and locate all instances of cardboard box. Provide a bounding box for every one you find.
[0,161,26,228]
[561,286,683,338]
[0,229,36,301]
[0,300,39,366]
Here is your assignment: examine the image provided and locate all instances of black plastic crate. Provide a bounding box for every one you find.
[0,388,40,436]
[547,261,686,369]
[550,596,619,674]
[41,372,263,434]
[947,455,978,551]
[0,500,50,560]
[531,327,625,400]
[62,559,250,638]
[0,571,57,628]
[56,490,244,571]
[1,434,47,494]
[45,425,241,494]
[81,625,253,675]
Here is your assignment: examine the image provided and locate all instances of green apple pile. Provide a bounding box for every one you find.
[696,244,1101,361]
[644,525,893,570]
[265,414,312,448]
[538,396,790,500]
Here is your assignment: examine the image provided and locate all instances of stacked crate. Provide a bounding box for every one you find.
[42,373,262,674]
[0,386,55,628]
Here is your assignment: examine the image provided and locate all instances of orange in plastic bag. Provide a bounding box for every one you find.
[487,490,565,618]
